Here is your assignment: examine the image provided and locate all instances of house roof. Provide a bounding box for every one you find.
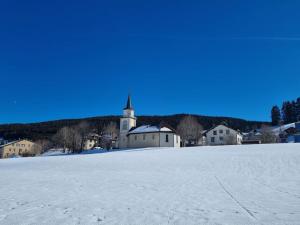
[0,139,33,148]
[203,124,241,136]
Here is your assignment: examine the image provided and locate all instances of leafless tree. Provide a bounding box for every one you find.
[75,121,91,152]
[224,134,236,145]
[260,125,278,143]
[52,126,83,153]
[177,115,203,146]
[100,122,119,150]
[33,139,52,154]
[103,122,119,138]
[52,127,70,152]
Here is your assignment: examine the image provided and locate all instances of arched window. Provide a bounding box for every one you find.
[122,120,128,130]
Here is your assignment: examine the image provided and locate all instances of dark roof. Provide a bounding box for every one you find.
[124,95,133,110]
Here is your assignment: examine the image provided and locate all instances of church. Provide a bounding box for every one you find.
[119,95,181,149]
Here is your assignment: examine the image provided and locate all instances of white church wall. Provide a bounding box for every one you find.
[128,133,159,148]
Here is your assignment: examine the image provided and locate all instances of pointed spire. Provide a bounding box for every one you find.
[124,94,133,110]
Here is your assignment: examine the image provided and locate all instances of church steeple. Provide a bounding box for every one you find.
[124,94,133,110]
[120,94,137,149]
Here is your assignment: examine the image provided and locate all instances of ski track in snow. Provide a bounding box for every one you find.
[214,175,258,222]
[0,143,300,225]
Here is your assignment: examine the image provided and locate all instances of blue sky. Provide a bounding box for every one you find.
[1,0,300,124]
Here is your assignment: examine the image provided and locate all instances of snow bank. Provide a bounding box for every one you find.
[0,144,300,225]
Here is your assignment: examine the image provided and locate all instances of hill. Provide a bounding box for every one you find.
[0,114,267,141]
[0,144,299,224]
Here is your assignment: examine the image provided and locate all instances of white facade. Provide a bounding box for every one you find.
[127,125,181,148]
[119,95,180,149]
[205,125,243,145]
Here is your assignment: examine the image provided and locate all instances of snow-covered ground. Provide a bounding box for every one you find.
[0,144,300,225]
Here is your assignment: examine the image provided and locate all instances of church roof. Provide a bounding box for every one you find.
[124,95,133,110]
[128,124,176,135]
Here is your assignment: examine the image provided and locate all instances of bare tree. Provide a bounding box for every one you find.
[101,122,119,150]
[33,139,52,154]
[260,125,277,143]
[177,115,203,146]
[75,121,91,152]
[52,126,84,153]
[224,134,236,145]
[52,127,70,152]
[103,122,119,138]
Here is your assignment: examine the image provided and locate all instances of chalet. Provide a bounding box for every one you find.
[0,139,37,158]
[204,124,243,145]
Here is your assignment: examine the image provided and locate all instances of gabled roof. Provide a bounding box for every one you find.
[128,123,177,135]
[0,139,33,148]
[203,124,241,135]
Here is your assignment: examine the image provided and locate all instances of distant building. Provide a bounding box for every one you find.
[0,137,8,146]
[287,122,300,143]
[204,124,243,145]
[119,95,181,149]
[242,130,262,143]
[83,133,100,150]
[0,139,37,158]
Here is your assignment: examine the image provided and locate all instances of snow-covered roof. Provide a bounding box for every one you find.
[128,125,174,134]
[272,123,296,135]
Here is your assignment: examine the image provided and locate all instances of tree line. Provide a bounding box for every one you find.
[0,114,266,142]
[271,97,300,126]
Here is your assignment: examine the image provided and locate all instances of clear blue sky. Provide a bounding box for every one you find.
[1,0,300,124]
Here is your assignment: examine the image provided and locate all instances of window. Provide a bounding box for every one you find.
[213,130,217,135]
[122,120,128,130]
[226,129,230,135]
[211,137,215,142]
[143,134,146,140]
[134,135,137,141]
[219,137,224,141]
[219,130,223,134]
[152,134,155,140]
[166,134,169,142]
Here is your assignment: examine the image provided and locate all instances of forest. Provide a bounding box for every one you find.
[0,114,266,141]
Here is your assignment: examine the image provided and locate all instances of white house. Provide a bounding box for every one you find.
[205,124,243,145]
[83,133,100,150]
[119,95,181,149]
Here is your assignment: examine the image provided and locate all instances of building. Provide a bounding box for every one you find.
[204,124,243,145]
[119,95,181,149]
[0,137,8,146]
[83,133,100,150]
[0,139,37,158]
[242,130,262,144]
[287,122,300,143]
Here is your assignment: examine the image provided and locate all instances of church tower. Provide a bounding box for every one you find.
[119,95,136,148]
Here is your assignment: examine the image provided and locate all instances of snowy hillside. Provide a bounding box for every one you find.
[0,144,300,225]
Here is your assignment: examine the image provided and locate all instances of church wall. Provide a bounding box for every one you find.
[159,133,180,147]
[128,133,160,148]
